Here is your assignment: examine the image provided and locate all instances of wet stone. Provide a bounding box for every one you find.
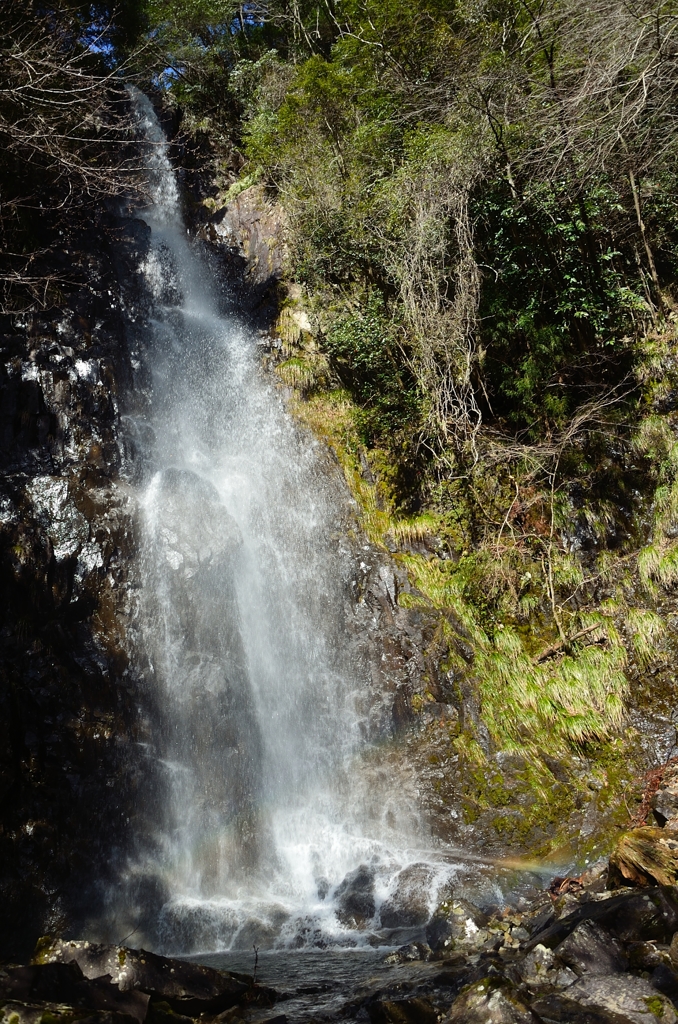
[334,864,376,929]
[444,978,539,1023]
[531,972,678,1023]
[384,942,432,964]
[0,963,149,1022]
[426,899,490,953]
[553,920,627,977]
[379,864,436,929]
[40,941,249,1015]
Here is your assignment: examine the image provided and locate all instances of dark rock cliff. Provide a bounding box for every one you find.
[0,208,155,960]
[0,114,291,958]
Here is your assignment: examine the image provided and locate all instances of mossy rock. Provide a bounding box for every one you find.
[608,826,678,887]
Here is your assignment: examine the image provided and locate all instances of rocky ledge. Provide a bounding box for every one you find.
[8,824,678,1024]
[1,938,275,1024]
[354,815,678,1024]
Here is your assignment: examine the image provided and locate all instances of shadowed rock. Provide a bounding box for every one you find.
[39,941,249,1015]
[526,887,678,949]
[334,864,376,928]
[554,920,627,977]
[531,973,678,1023]
[0,963,149,1022]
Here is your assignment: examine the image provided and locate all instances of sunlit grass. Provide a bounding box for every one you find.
[281,334,665,764]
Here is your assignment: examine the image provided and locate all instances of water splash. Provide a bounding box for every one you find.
[122,89,467,954]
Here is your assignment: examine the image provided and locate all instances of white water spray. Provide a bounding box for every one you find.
[125,90,461,954]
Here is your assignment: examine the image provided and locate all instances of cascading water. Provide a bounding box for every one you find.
[123,90,467,955]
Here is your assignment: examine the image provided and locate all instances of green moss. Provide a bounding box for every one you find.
[645,994,668,1019]
[280,308,669,856]
[32,935,55,964]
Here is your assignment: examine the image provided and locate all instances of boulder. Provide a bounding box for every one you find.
[608,828,678,887]
[368,998,438,1024]
[553,920,627,977]
[384,943,432,964]
[426,899,490,953]
[38,941,250,1014]
[518,942,577,991]
[650,964,678,1002]
[516,944,557,988]
[527,887,678,949]
[379,864,435,929]
[0,964,149,1023]
[334,864,376,928]
[444,979,539,1023]
[531,972,678,1023]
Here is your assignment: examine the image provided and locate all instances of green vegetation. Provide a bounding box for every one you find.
[7,0,678,850]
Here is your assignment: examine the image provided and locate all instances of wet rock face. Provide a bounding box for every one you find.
[380,864,436,929]
[0,963,150,1022]
[0,209,156,960]
[334,864,376,929]
[0,940,270,1024]
[208,186,285,297]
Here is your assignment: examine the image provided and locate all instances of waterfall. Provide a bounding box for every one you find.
[121,90,461,955]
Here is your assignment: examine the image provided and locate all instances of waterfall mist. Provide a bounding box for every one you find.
[112,89,464,954]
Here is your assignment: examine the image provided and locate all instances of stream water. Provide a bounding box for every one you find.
[118,90,504,957]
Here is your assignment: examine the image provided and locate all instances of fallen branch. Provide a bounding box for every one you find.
[534,623,599,663]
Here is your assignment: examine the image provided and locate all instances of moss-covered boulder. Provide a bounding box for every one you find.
[608,827,678,887]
